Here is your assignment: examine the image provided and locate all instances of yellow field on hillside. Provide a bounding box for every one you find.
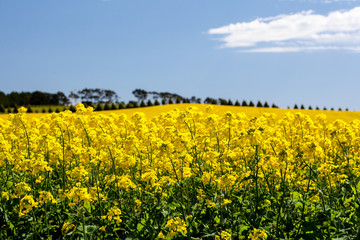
[1,103,360,122]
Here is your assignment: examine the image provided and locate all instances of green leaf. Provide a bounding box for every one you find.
[84,201,91,212]
[292,191,301,201]
[6,181,13,188]
[214,215,220,224]
[137,218,146,231]
[239,225,250,235]
[85,225,97,235]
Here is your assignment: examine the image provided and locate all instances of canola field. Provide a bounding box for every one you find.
[1,104,360,239]
[2,103,360,123]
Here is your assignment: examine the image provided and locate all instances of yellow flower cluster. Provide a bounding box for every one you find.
[101,206,122,225]
[66,182,93,207]
[61,222,76,235]
[163,216,187,238]
[215,230,232,240]
[19,195,38,217]
[248,228,268,240]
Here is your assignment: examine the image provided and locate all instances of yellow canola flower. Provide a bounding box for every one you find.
[158,231,166,238]
[66,183,93,207]
[102,206,122,225]
[215,230,231,240]
[62,222,76,234]
[1,191,9,201]
[221,230,232,240]
[37,191,57,205]
[12,182,32,199]
[248,228,267,240]
[99,225,107,231]
[19,195,38,217]
[165,216,187,239]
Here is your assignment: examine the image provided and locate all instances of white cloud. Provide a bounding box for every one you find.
[208,6,360,53]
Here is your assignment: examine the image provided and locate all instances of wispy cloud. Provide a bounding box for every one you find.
[208,7,360,53]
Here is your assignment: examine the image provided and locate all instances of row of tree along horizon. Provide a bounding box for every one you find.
[0,88,348,113]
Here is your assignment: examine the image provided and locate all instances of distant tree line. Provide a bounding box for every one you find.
[291,104,348,111]
[0,88,349,113]
[131,89,348,111]
[69,88,119,105]
[0,91,69,107]
[0,88,119,108]
[132,89,278,108]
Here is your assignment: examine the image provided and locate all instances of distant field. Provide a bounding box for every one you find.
[30,105,69,112]
[0,103,359,122]
[2,105,69,114]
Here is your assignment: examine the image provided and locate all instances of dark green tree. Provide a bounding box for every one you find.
[140,100,146,108]
[102,90,118,104]
[294,104,298,109]
[154,100,160,106]
[249,101,255,107]
[228,99,233,106]
[0,91,9,107]
[300,104,305,109]
[242,100,248,107]
[48,107,53,113]
[263,102,269,108]
[56,91,69,105]
[104,103,111,110]
[0,104,5,113]
[133,102,139,108]
[69,105,76,112]
[13,104,19,113]
[204,97,215,104]
[256,101,263,108]
[234,100,240,106]
[132,89,148,102]
[8,92,20,107]
[219,98,227,105]
[147,99,153,107]
[95,103,103,111]
[111,103,117,110]
[118,103,126,109]
[26,105,33,113]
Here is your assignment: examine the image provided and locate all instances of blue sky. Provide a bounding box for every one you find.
[1,0,360,110]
